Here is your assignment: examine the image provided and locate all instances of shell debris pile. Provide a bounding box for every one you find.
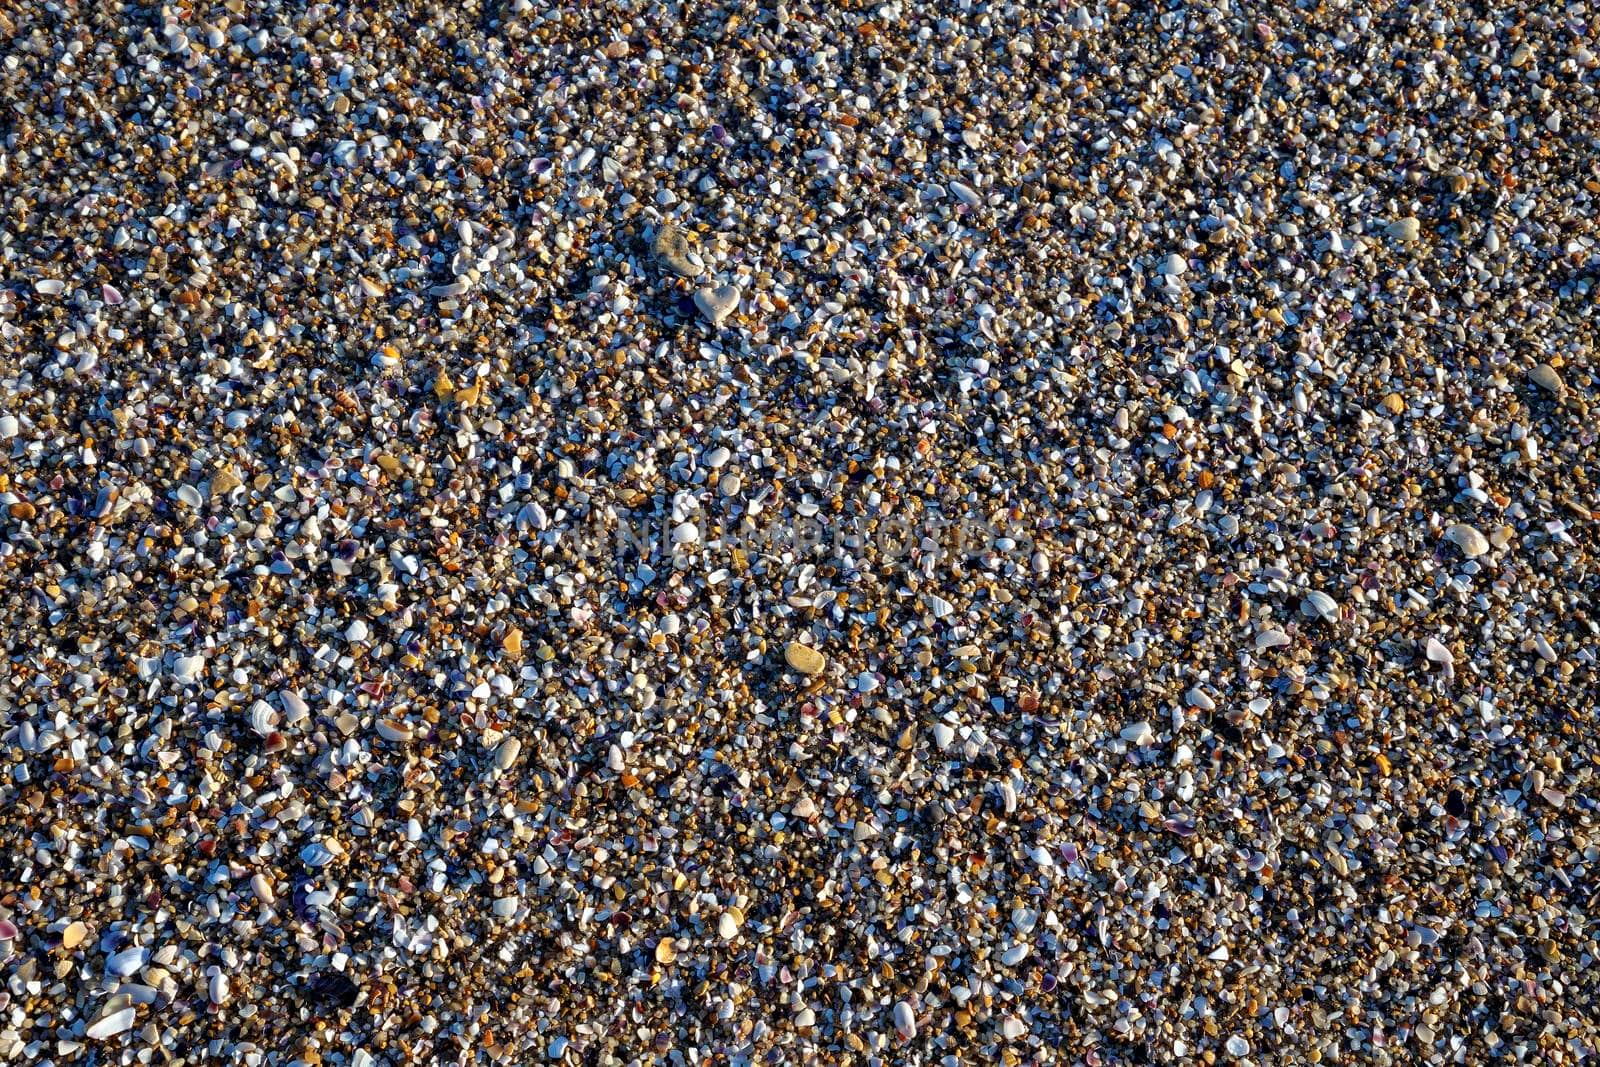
[0,1,1598,1064]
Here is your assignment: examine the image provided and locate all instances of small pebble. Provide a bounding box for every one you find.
[494,737,522,772]
[1386,217,1422,241]
[693,284,741,325]
[1528,363,1564,395]
[1444,523,1491,558]
[784,642,827,676]
[1120,722,1154,746]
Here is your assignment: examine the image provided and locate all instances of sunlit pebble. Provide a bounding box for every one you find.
[494,736,522,772]
[893,1001,916,1040]
[1301,590,1339,621]
[107,947,148,977]
[251,874,276,906]
[85,1007,137,1041]
[693,284,741,325]
[1444,523,1491,558]
[1528,363,1564,395]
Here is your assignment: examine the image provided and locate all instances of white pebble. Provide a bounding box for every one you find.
[494,736,522,771]
[893,1000,917,1040]
[107,947,148,977]
[1301,590,1338,620]
[86,1007,137,1041]
[1443,523,1490,557]
[999,943,1031,966]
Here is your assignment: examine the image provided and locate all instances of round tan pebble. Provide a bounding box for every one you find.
[784,642,827,675]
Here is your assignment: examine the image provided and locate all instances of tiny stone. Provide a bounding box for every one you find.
[494,736,523,771]
[1301,590,1338,621]
[1120,721,1154,746]
[1528,364,1564,395]
[784,641,827,675]
[1444,523,1490,557]
[693,284,741,325]
[893,1000,917,1040]
[1386,217,1422,241]
[251,874,276,905]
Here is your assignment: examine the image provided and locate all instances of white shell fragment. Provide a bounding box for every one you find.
[1300,590,1338,621]
[1444,523,1490,558]
[1120,721,1154,746]
[107,947,148,977]
[893,1001,917,1040]
[86,1006,137,1041]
